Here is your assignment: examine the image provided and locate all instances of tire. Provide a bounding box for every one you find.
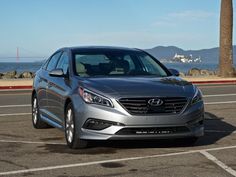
[64,102,88,149]
[32,94,51,129]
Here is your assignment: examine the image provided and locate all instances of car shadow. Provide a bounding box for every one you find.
[39,111,236,154]
[196,111,236,146]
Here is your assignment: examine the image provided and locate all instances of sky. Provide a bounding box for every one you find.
[0,0,234,61]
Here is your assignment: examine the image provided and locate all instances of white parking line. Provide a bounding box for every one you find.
[1,100,235,109]
[0,93,31,96]
[200,151,236,177]
[0,145,236,176]
[205,101,236,105]
[0,113,31,117]
[0,99,235,117]
[0,139,65,145]
[204,93,236,97]
[0,104,31,108]
[0,93,234,109]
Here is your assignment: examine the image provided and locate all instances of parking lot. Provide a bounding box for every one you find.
[0,84,236,177]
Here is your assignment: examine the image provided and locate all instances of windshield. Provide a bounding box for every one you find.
[73,50,169,77]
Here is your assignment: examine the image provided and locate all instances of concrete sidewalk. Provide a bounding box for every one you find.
[0,77,235,90]
[0,79,33,89]
[0,79,33,86]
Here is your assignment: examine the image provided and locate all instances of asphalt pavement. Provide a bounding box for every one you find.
[0,84,235,177]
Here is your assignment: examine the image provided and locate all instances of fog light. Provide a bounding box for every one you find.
[83,118,124,130]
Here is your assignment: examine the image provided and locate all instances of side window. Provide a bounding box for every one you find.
[56,52,69,74]
[124,55,135,71]
[46,52,62,71]
[139,54,167,76]
[42,58,50,70]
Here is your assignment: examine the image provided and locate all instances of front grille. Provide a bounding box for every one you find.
[119,97,188,115]
[116,126,189,135]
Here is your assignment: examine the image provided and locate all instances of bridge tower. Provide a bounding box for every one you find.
[16,47,19,62]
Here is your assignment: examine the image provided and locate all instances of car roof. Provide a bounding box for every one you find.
[59,46,142,53]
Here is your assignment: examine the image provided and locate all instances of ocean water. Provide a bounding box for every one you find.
[0,62,43,73]
[0,62,235,74]
[164,63,220,74]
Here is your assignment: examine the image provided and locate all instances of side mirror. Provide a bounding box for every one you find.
[49,68,65,77]
[168,68,180,76]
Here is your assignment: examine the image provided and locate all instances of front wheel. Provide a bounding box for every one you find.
[32,95,51,129]
[65,103,88,149]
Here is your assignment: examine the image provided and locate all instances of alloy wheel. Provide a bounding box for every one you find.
[32,98,38,125]
[65,108,75,143]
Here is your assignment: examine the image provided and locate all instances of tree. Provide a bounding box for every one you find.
[219,0,235,77]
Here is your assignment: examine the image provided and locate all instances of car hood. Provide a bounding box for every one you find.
[78,76,195,99]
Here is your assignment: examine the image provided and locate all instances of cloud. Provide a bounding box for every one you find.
[152,10,217,27]
[151,21,176,27]
[169,10,216,20]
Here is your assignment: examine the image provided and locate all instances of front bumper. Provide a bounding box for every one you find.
[72,95,204,140]
[80,124,204,140]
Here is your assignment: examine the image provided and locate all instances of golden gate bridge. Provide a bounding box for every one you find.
[0,47,46,62]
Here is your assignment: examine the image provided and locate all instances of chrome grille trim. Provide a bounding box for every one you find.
[119,97,188,115]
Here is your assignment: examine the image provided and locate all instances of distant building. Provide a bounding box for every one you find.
[172,53,202,63]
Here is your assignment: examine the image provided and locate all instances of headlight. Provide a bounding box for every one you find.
[191,88,203,105]
[79,87,113,107]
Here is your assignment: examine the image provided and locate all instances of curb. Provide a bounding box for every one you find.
[0,80,235,90]
[0,86,33,90]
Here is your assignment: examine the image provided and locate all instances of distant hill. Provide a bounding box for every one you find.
[145,46,236,64]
